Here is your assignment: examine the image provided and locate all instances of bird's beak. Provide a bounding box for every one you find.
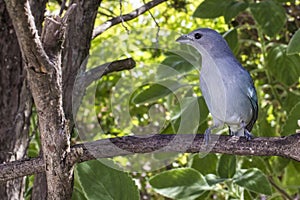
[176,34,191,43]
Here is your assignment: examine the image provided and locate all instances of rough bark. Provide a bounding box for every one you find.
[31,171,47,200]
[32,0,102,197]
[62,0,102,121]
[28,1,48,199]
[0,0,32,199]
[4,0,74,198]
[31,152,47,200]
[30,17,71,199]
[0,158,44,182]
[70,133,300,163]
[29,0,47,34]
[1,133,300,183]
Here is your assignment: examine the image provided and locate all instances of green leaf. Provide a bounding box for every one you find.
[72,171,88,200]
[193,0,232,19]
[131,80,183,104]
[234,168,272,195]
[160,122,176,134]
[166,96,208,134]
[194,0,248,23]
[197,102,209,134]
[256,106,276,137]
[217,154,236,178]
[205,174,227,186]
[292,160,300,172]
[241,156,268,174]
[244,189,256,200]
[283,162,300,194]
[193,191,211,200]
[287,29,300,55]
[266,44,300,86]
[250,0,286,37]
[283,91,300,112]
[198,97,209,126]
[223,29,239,55]
[224,1,248,23]
[171,97,200,134]
[281,102,300,136]
[149,168,210,200]
[75,160,139,200]
[269,157,290,175]
[157,54,197,80]
[190,154,218,175]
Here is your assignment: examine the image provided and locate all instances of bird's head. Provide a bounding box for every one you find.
[176,28,231,57]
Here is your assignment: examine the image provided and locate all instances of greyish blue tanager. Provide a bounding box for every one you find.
[176,28,258,143]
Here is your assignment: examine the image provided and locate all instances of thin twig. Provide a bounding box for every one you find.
[143,0,160,50]
[92,0,167,39]
[268,176,293,200]
[98,11,115,18]
[59,0,67,16]
[99,6,117,17]
[119,0,130,34]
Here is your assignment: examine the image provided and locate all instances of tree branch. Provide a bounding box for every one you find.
[0,158,44,182]
[72,57,136,115]
[79,57,136,89]
[61,0,102,120]
[4,0,52,73]
[1,133,299,182]
[92,0,167,39]
[70,133,300,163]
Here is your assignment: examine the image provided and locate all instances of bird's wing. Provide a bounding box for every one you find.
[245,79,258,132]
[231,59,258,132]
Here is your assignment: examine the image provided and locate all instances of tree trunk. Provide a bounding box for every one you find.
[27,1,49,199]
[0,0,32,199]
[62,0,102,120]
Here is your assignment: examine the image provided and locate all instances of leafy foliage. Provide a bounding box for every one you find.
[149,168,210,200]
[149,155,273,199]
[28,0,300,199]
[287,29,300,54]
[250,0,287,37]
[266,44,300,86]
[234,168,272,195]
[217,155,236,179]
[72,160,139,200]
[193,0,248,23]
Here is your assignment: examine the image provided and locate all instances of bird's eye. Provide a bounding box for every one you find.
[194,33,202,39]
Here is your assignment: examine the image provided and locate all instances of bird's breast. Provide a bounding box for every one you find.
[199,60,253,125]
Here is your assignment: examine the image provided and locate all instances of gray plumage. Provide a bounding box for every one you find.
[176,28,258,142]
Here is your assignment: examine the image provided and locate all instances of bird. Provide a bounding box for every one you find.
[176,28,258,143]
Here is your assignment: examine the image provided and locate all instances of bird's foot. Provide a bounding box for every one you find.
[228,126,233,136]
[204,128,211,145]
[244,129,253,140]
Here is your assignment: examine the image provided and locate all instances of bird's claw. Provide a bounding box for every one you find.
[228,127,233,136]
[244,129,253,140]
[204,128,211,145]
